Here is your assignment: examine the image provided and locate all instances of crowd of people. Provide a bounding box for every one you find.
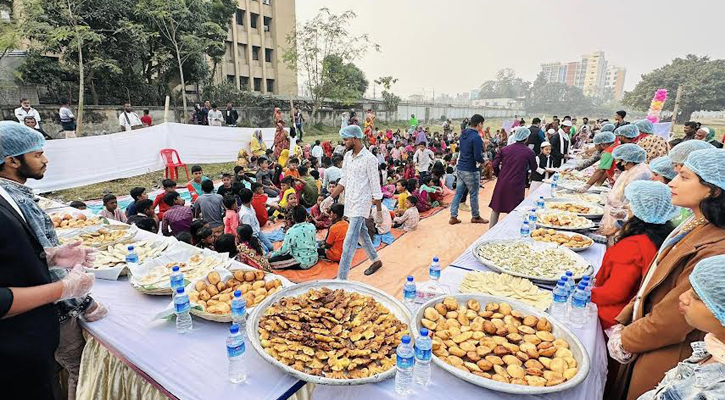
[1,103,725,400]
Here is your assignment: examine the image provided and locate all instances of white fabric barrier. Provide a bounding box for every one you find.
[27,123,279,193]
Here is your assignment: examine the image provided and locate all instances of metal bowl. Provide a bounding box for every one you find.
[246,280,413,386]
[473,239,592,283]
[414,293,590,395]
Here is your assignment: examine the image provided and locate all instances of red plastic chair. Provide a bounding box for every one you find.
[160,149,190,181]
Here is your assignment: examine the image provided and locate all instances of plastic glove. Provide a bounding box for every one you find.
[82,301,108,322]
[59,265,95,301]
[49,241,96,269]
[576,185,591,193]
[607,324,634,364]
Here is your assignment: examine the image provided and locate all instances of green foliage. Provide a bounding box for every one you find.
[526,77,594,115]
[478,68,530,99]
[623,55,725,122]
[375,76,400,112]
[318,55,368,106]
[200,82,288,109]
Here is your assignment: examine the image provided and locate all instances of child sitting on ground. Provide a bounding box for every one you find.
[195,227,215,250]
[222,195,239,236]
[187,165,210,203]
[419,176,444,208]
[284,157,301,179]
[395,180,410,216]
[309,194,332,229]
[255,157,280,197]
[236,224,271,271]
[318,204,347,262]
[393,196,420,231]
[213,234,238,258]
[408,178,431,213]
[125,186,147,217]
[99,194,127,223]
[443,166,456,190]
[127,199,158,233]
[251,182,277,227]
[267,205,318,270]
[282,191,299,231]
[70,201,87,210]
[189,219,209,245]
[153,179,177,220]
[217,173,235,197]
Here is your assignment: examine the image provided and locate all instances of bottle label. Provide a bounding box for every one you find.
[126,255,139,263]
[227,341,246,357]
[175,300,190,313]
[572,296,587,308]
[403,289,416,301]
[429,266,440,280]
[414,345,432,362]
[553,294,568,303]
[231,304,247,318]
[170,276,184,289]
[396,354,414,368]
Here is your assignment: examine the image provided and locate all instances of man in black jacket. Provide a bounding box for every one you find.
[224,102,239,126]
[550,119,572,168]
[525,117,545,154]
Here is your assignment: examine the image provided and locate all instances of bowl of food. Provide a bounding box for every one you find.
[414,294,589,394]
[530,228,594,252]
[544,200,604,218]
[535,210,595,231]
[247,280,412,385]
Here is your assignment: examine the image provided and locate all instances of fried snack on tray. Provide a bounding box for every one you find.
[423,298,578,387]
[137,254,226,287]
[459,271,552,310]
[258,287,409,379]
[536,211,593,229]
[476,241,589,279]
[52,213,103,229]
[189,270,282,313]
[546,202,602,215]
[530,229,593,250]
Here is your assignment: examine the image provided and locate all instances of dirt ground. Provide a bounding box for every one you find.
[350,183,497,298]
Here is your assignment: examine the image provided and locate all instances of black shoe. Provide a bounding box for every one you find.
[364,260,383,276]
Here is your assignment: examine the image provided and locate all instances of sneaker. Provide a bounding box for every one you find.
[364,260,383,276]
[449,217,461,225]
[459,203,471,212]
[471,216,489,224]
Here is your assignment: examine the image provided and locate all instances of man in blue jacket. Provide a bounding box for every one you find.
[449,114,488,225]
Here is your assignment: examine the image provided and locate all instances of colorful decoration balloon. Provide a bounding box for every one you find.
[646,89,668,123]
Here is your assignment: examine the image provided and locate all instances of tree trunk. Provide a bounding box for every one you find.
[175,44,188,121]
[76,40,84,136]
[678,108,694,124]
[88,69,98,106]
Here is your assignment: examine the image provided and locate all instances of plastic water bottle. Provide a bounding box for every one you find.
[528,208,538,225]
[227,323,247,383]
[429,257,441,281]
[553,172,560,182]
[549,281,569,322]
[170,266,184,294]
[563,271,575,295]
[395,335,415,395]
[520,220,530,238]
[174,287,192,334]
[414,328,432,386]
[125,245,139,269]
[403,276,417,312]
[550,181,558,198]
[536,196,545,209]
[231,290,247,329]
[568,283,589,328]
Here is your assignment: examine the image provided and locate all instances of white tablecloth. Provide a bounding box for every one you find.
[314,182,609,400]
[81,279,303,400]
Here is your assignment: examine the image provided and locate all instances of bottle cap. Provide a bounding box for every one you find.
[230,323,240,334]
[578,282,587,289]
[420,327,429,337]
[433,257,439,263]
[234,290,241,297]
[407,275,414,282]
[565,271,573,276]
[128,245,134,251]
[176,287,184,294]
[582,275,590,281]
[401,335,411,344]
[172,265,180,272]
[556,281,565,287]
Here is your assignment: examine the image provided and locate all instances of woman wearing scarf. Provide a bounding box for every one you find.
[236,149,249,168]
[250,130,266,157]
[273,107,282,125]
[277,149,290,169]
[273,121,289,159]
[322,141,333,158]
[599,144,651,236]
[635,255,725,400]
[608,148,725,399]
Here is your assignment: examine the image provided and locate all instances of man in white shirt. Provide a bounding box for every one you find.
[207,103,224,126]
[322,155,342,191]
[413,142,435,179]
[237,188,274,253]
[311,140,323,163]
[59,99,76,138]
[118,103,142,132]
[329,125,384,279]
[14,98,41,130]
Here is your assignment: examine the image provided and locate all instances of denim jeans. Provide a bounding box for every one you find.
[257,232,274,254]
[450,170,481,218]
[337,216,381,280]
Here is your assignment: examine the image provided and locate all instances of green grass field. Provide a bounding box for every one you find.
[44,117,724,202]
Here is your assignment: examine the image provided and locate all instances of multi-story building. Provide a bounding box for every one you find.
[211,0,298,95]
[539,51,625,99]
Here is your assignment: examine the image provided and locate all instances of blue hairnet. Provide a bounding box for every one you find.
[0,121,45,164]
[689,255,725,326]
[669,140,715,164]
[683,148,725,190]
[614,124,640,139]
[612,143,647,164]
[514,127,530,142]
[339,124,363,139]
[624,180,679,224]
[593,131,616,145]
[600,123,616,132]
[633,120,654,134]
[649,156,677,180]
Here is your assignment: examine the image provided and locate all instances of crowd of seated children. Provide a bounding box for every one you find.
[309,194,332,229]
[267,205,318,270]
[187,165,210,203]
[216,173,235,197]
[193,179,225,232]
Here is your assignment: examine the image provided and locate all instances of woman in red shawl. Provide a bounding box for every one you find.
[273,107,283,125]
[321,141,333,158]
[273,120,289,158]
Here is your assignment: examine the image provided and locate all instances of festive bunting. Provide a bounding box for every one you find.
[646,89,668,123]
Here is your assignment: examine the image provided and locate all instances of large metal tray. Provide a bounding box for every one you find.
[473,239,592,283]
[246,280,413,386]
[535,210,596,231]
[529,229,594,253]
[413,293,590,395]
[544,198,604,219]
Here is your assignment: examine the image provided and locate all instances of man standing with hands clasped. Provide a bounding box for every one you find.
[0,121,104,400]
[329,125,384,278]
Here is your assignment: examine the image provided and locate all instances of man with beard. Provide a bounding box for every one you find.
[0,122,102,399]
[329,125,384,278]
[550,119,572,168]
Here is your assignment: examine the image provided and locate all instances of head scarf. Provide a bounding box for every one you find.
[278,149,290,167]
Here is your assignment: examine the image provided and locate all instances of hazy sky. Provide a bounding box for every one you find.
[296,0,725,99]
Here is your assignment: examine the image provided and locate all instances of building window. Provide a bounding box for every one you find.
[254,78,262,92]
[263,17,272,32]
[227,75,235,84]
[235,9,245,25]
[263,0,270,4]
[250,13,258,29]
[252,46,260,61]
[266,79,275,93]
[240,77,249,90]
[238,44,247,62]
[264,48,273,63]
